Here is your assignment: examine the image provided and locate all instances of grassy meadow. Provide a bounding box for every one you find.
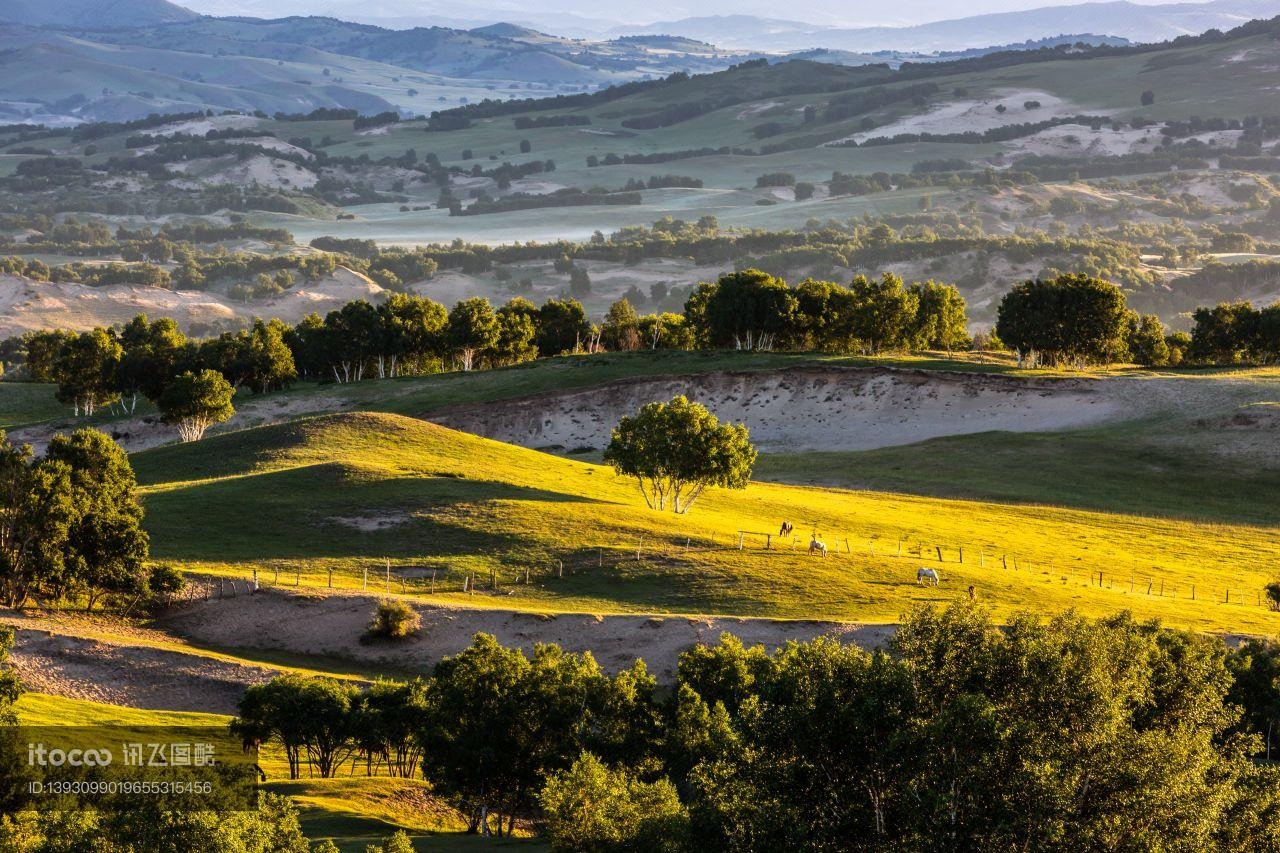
[12,693,540,851]
[130,408,1280,634]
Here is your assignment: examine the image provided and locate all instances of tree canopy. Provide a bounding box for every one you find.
[604,396,756,514]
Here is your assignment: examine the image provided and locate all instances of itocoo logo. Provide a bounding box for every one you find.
[27,743,113,767]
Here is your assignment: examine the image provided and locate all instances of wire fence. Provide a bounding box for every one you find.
[190,527,1279,613]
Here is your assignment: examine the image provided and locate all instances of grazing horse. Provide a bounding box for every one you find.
[809,536,828,558]
[917,567,940,586]
[779,521,794,538]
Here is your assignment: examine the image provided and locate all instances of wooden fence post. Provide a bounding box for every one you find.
[328,569,333,589]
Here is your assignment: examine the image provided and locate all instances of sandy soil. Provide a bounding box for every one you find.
[2,611,278,714]
[160,587,891,683]
[830,89,1097,146]
[429,366,1123,453]
[167,154,319,191]
[0,267,382,338]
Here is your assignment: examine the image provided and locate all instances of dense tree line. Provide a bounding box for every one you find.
[1188,300,1280,364]
[685,269,970,354]
[996,273,1280,367]
[230,604,1280,850]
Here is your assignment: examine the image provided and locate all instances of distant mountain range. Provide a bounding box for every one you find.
[0,0,199,28]
[611,1,1280,52]
[0,0,1269,125]
[159,0,1280,49]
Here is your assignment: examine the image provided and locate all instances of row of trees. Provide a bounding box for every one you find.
[1188,300,1280,365]
[0,429,170,609]
[231,605,1280,851]
[683,269,971,353]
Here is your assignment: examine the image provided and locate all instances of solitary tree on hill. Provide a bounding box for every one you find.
[604,396,756,514]
[158,370,235,442]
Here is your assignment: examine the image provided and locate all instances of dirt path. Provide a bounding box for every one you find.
[160,587,892,683]
[2,611,278,714]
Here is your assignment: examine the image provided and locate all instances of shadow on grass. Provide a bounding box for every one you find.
[144,463,600,562]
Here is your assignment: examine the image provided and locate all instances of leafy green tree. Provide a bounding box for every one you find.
[569,267,592,297]
[537,298,591,355]
[54,328,122,416]
[447,298,500,371]
[1189,301,1259,365]
[909,280,970,353]
[239,319,298,393]
[0,626,26,814]
[45,430,148,609]
[0,435,75,608]
[20,329,74,382]
[1128,313,1170,366]
[636,313,694,350]
[116,314,187,411]
[494,299,539,365]
[419,633,534,835]
[378,293,448,376]
[604,396,756,513]
[541,753,689,853]
[996,274,1131,367]
[158,370,235,442]
[1226,638,1280,760]
[233,675,361,780]
[700,270,797,351]
[601,298,641,351]
[843,273,919,354]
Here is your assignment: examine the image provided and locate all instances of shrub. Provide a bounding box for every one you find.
[1266,582,1280,612]
[367,599,421,639]
[540,753,688,853]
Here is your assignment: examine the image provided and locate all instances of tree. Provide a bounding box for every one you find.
[116,314,186,411]
[604,396,756,514]
[158,370,235,442]
[1128,313,1170,366]
[601,299,641,351]
[239,318,298,393]
[541,753,689,853]
[233,675,360,780]
[45,430,149,609]
[0,435,76,608]
[996,274,1131,367]
[494,300,538,366]
[537,298,591,355]
[1141,89,1155,106]
[700,270,797,351]
[447,298,500,371]
[54,328,122,416]
[843,273,918,354]
[570,267,592,297]
[910,281,970,353]
[1189,301,1258,365]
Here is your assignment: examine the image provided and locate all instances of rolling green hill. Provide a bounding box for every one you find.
[131,408,1280,633]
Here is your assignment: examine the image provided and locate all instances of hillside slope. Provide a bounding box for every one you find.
[0,0,199,28]
[131,410,1280,632]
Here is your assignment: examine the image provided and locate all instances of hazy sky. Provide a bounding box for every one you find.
[178,0,1213,28]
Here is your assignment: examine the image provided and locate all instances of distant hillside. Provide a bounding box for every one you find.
[0,0,200,28]
[615,0,1280,51]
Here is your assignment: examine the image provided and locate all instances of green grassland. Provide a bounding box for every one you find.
[12,693,541,851]
[130,407,1280,634]
[0,382,68,430]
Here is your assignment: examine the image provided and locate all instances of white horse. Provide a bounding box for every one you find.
[917,567,940,586]
[808,536,828,558]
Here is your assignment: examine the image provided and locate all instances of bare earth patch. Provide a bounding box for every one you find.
[2,611,278,714]
[429,366,1123,453]
[160,587,891,683]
